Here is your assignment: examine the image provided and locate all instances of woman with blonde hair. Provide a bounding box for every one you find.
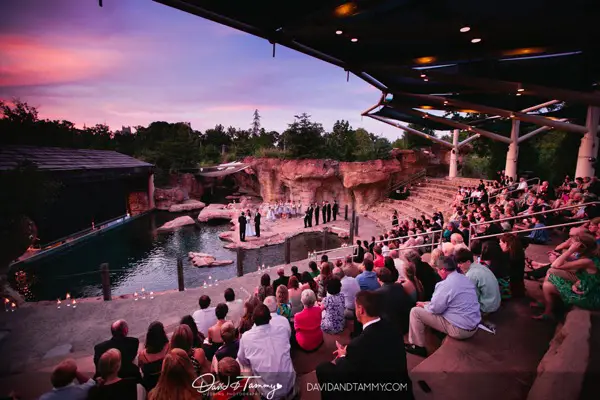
[534,233,600,320]
[276,284,292,320]
[429,248,443,268]
[169,324,208,376]
[148,348,199,400]
[88,349,145,400]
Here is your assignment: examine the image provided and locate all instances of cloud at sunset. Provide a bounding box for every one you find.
[0,0,404,140]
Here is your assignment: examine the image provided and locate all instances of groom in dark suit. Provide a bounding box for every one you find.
[315,203,320,226]
[238,212,246,242]
[316,291,413,400]
[322,201,327,224]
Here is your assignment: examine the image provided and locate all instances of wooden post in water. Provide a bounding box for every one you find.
[100,263,111,301]
[344,205,348,220]
[284,237,291,264]
[177,259,185,291]
[236,247,244,277]
[355,216,360,236]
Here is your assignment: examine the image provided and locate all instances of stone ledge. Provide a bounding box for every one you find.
[527,308,592,400]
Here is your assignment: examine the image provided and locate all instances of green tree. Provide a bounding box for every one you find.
[280,113,325,158]
[324,120,356,161]
[251,109,261,136]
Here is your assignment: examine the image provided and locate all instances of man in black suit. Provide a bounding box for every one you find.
[304,207,310,228]
[272,267,289,292]
[376,268,415,335]
[326,201,332,222]
[315,203,320,226]
[322,201,327,224]
[238,212,246,242]
[254,211,261,238]
[332,200,339,221]
[93,320,141,381]
[316,291,413,400]
[308,204,313,227]
[353,239,365,263]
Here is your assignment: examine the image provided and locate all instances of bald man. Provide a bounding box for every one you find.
[93,319,141,381]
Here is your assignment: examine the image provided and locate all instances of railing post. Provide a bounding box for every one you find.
[284,237,291,264]
[177,258,185,292]
[101,263,111,301]
[344,205,348,221]
[354,216,359,236]
[236,247,243,277]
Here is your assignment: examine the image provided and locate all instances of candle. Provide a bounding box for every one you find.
[4,298,9,312]
[57,299,62,309]
[150,291,154,299]
[11,302,16,312]
[72,299,77,308]
[141,288,146,299]
[215,279,219,286]
[134,292,138,301]
[203,281,207,288]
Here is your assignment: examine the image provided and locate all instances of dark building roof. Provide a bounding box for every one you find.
[0,145,153,172]
[155,0,600,129]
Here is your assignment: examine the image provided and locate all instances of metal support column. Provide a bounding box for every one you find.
[505,120,520,180]
[575,106,600,178]
[449,129,459,179]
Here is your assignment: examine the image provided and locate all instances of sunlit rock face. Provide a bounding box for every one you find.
[155,173,205,211]
[235,155,427,212]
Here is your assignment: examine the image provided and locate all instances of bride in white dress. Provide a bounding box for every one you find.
[245,211,255,237]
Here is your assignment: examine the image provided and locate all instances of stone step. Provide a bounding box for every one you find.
[419,183,457,195]
[410,188,455,204]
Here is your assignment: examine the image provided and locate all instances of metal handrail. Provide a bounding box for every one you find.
[488,177,541,203]
[471,219,588,242]
[387,169,426,195]
[375,229,443,244]
[39,213,131,248]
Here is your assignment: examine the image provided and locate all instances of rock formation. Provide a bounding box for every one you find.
[188,252,233,267]
[157,216,195,232]
[197,204,235,222]
[234,155,429,212]
[155,173,204,211]
[168,200,206,213]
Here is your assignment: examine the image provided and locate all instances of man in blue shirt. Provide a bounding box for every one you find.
[356,259,380,291]
[39,359,95,400]
[405,256,481,357]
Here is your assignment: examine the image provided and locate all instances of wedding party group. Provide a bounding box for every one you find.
[303,200,340,228]
[262,201,304,221]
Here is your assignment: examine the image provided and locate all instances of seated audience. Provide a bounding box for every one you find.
[211,322,240,375]
[224,288,244,327]
[137,321,169,391]
[169,325,208,376]
[429,248,443,269]
[300,271,318,293]
[383,256,400,282]
[263,296,292,338]
[290,265,302,282]
[534,233,600,320]
[320,278,346,334]
[401,261,424,302]
[390,250,406,280]
[442,242,455,257]
[192,295,217,338]
[148,349,198,400]
[455,249,501,314]
[88,349,144,400]
[405,257,481,357]
[39,359,95,400]
[308,261,320,278]
[356,259,381,291]
[237,305,297,399]
[273,267,289,293]
[333,267,360,319]
[317,262,333,299]
[405,250,440,301]
[525,216,550,244]
[316,291,413,400]
[353,240,365,263]
[180,315,204,348]
[256,273,274,302]
[287,276,303,315]
[294,289,324,352]
[212,358,251,400]
[376,268,414,334]
[481,241,511,300]
[450,233,469,253]
[93,320,141,381]
[373,245,385,269]
[275,285,292,320]
[204,303,229,361]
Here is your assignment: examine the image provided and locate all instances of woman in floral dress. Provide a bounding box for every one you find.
[533,233,600,320]
[319,278,345,334]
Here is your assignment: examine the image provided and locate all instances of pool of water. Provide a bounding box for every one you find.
[9,211,341,301]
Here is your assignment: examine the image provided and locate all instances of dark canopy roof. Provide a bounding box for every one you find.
[155,0,600,129]
[0,146,153,176]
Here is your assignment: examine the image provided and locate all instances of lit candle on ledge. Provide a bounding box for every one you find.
[215,279,219,286]
[134,292,138,301]
[72,299,77,308]
[203,281,207,288]
[4,298,9,312]
[150,291,154,299]
[57,299,62,309]
[66,293,71,306]
[11,302,16,312]
[141,288,146,299]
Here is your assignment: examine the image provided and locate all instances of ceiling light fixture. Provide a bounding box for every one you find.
[351,38,358,42]
[336,30,343,35]
[460,26,471,33]
[471,38,482,43]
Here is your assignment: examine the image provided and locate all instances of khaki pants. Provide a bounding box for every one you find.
[408,307,476,347]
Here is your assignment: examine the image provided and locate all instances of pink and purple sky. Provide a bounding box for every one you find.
[0,0,404,140]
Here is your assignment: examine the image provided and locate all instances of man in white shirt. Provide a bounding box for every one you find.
[238,304,296,399]
[223,288,244,327]
[390,250,406,280]
[192,295,217,337]
[263,296,291,338]
[517,177,528,191]
[333,267,360,319]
